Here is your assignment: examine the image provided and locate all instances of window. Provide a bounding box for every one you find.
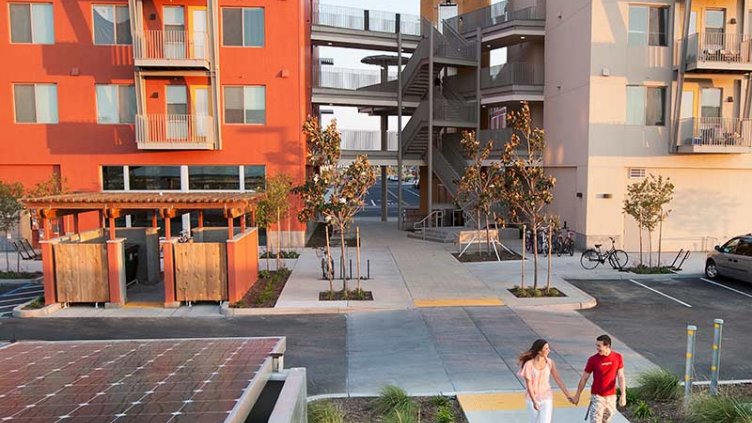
[244,165,266,192]
[188,166,240,190]
[628,5,668,46]
[102,166,125,191]
[224,86,265,124]
[701,88,722,118]
[9,3,54,44]
[222,8,264,47]
[735,240,752,257]
[93,5,131,45]
[96,85,136,124]
[128,166,181,190]
[626,85,666,126]
[721,238,740,254]
[13,84,58,124]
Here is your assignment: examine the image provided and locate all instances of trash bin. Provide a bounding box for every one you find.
[124,244,140,283]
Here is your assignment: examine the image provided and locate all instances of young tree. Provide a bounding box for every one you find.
[0,181,25,271]
[295,117,376,297]
[499,102,556,290]
[456,130,504,256]
[27,173,69,237]
[256,174,293,270]
[623,174,674,268]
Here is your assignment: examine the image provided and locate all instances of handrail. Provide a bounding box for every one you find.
[313,66,398,90]
[413,209,444,235]
[313,3,421,35]
[399,34,431,96]
[483,62,544,88]
[135,114,214,145]
[400,100,430,154]
[677,32,752,67]
[135,30,209,62]
[446,0,545,35]
[678,117,752,148]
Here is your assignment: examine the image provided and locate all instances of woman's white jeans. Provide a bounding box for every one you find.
[527,399,553,423]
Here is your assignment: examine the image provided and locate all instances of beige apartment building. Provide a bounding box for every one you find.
[312,0,752,252]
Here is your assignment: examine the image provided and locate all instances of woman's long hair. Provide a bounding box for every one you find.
[518,339,548,368]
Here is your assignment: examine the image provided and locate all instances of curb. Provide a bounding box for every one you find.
[219,301,399,316]
[12,301,61,318]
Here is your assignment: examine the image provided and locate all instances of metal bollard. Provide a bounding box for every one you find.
[349,259,353,280]
[683,325,697,411]
[367,259,370,280]
[710,319,724,396]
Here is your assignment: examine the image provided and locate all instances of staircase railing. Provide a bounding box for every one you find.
[439,20,477,62]
[401,100,430,154]
[399,30,431,95]
[413,209,444,235]
[432,146,461,197]
[434,98,477,123]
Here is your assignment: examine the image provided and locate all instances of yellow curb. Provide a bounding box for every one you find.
[413,298,504,308]
[457,392,578,412]
[123,302,163,309]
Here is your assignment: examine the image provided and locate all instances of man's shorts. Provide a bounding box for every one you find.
[588,394,616,423]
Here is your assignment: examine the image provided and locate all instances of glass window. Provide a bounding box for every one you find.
[628,5,667,46]
[166,86,188,114]
[10,3,54,44]
[14,84,58,124]
[222,7,264,47]
[93,5,131,45]
[102,166,125,191]
[721,238,740,254]
[224,86,265,124]
[701,88,722,118]
[626,86,645,125]
[735,240,752,257]
[96,85,135,124]
[188,166,240,190]
[128,166,181,190]
[626,86,665,126]
[244,165,266,192]
[705,9,725,33]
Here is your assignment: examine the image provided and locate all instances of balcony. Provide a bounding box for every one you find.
[136,114,216,150]
[677,117,752,154]
[134,30,210,70]
[445,0,545,49]
[676,33,752,73]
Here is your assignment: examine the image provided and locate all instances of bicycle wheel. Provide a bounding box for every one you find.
[568,241,575,257]
[580,249,600,270]
[611,250,629,269]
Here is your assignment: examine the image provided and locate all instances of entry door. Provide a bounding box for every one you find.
[189,7,207,60]
[163,6,185,59]
[191,86,210,137]
[166,85,188,140]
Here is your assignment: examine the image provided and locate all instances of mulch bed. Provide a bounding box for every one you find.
[305,222,356,248]
[627,266,676,275]
[319,289,373,301]
[508,286,566,298]
[231,269,291,308]
[322,396,468,423]
[623,384,752,422]
[0,271,42,279]
[452,250,522,262]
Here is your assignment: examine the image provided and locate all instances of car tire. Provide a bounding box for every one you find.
[705,260,719,279]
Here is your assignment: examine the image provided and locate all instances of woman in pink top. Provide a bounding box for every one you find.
[518,339,573,423]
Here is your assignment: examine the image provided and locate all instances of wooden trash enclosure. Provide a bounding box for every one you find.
[54,242,110,303]
[173,242,228,302]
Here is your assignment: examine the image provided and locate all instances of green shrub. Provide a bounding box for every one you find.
[258,270,272,280]
[688,394,752,423]
[308,401,344,423]
[431,395,451,408]
[381,406,421,423]
[371,385,414,416]
[631,400,653,419]
[617,387,642,406]
[0,271,42,279]
[636,369,680,401]
[24,296,45,310]
[231,299,248,308]
[435,405,456,423]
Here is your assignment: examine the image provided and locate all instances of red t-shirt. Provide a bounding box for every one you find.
[584,351,623,396]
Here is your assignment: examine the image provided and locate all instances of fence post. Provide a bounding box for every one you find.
[395,13,400,34]
[710,318,724,396]
[683,325,697,411]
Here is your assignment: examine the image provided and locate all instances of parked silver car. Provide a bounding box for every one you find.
[705,235,752,282]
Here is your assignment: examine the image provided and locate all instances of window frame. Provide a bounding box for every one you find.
[8,2,55,45]
[95,84,136,125]
[627,5,669,47]
[91,4,132,46]
[12,82,58,124]
[222,85,266,125]
[221,7,265,48]
[101,165,266,193]
[626,85,667,127]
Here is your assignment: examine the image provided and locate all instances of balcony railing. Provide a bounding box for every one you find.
[134,30,210,66]
[445,0,545,35]
[434,99,477,123]
[136,114,215,148]
[313,4,421,35]
[679,117,752,149]
[313,66,397,90]
[482,63,544,88]
[677,32,752,69]
[340,130,397,151]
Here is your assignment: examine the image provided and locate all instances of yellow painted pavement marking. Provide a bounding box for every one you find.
[123,302,163,309]
[413,298,504,308]
[457,392,578,412]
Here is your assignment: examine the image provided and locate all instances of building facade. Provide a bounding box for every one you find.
[0,0,311,245]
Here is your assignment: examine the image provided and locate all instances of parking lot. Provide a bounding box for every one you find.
[569,276,752,381]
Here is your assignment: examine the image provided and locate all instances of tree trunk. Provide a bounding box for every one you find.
[520,224,526,290]
[356,226,361,292]
[532,225,539,290]
[638,224,644,267]
[340,226,347,297]
[648,230,653,268]
[546,225,552,294]
[4,231,9,272]
[265,236,270,272]
[658,216,663,269]
[485,214,491,255]
[325,224,333,295]
[477,210,482,256]
[276,208,282,269]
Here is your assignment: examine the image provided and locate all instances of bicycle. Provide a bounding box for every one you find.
[580,237,628,270]
[556,229,575,257]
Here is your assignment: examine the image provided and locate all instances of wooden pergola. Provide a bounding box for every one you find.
[22,192,261,308]
[23,192,259,240]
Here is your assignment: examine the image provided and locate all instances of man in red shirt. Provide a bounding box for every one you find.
[572,335,627,423]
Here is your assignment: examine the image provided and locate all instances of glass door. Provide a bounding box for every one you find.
[189,7,207,60]
[191,86,210,138]
[704,9,726,53]
[163,6,185,59]
[166,86,188,140]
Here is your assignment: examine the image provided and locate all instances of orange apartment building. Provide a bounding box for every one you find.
[0,0,311,246]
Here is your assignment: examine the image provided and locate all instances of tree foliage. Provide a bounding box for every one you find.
[0,180,25,271]
[498,102,556,289]
[623,174,674,267]
[257,174,294,270]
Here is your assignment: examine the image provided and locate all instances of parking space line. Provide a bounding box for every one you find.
[700,278,752,299]
[628,279,693,308]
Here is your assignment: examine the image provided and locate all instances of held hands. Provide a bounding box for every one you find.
[619,394,627,408]
[533,401,541,411]
[568,394,580,405]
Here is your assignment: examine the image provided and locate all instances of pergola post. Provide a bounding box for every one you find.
[152,211,158,228]
[165,216,172,240]
[73,213,79,234]
[240,212,246,232]
[227,216,234,239]
[108,217,116,241]
[40,215,55,305]
[198,211,204,228]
